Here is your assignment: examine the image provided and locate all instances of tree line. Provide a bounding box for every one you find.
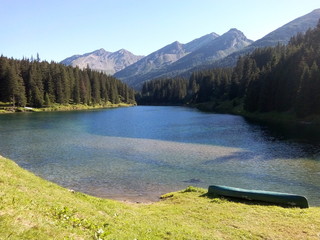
[138,20,320,118]
[0,57,136,108]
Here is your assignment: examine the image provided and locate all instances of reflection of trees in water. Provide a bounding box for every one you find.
[245,117,320,145]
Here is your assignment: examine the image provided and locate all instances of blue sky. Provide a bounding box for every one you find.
[1,0,319,62]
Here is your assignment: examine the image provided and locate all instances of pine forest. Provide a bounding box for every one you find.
[138,21,320,118]
[0,58,136,108]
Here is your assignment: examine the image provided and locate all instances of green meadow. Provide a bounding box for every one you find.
[1,155,320,239]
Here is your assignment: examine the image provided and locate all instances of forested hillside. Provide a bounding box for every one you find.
[0,57,135,108]
[139,20,320,118]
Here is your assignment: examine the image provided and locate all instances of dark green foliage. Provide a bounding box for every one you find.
[139,20,320,118]
[0,58,27,107]
[139,77,189,105]
[138,68,233,106]
[6,63,27,107]
[0,57,135,107]
[139,69,232,105]
[244,21,320,117]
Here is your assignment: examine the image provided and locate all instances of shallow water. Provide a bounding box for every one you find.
[0,106,320,205]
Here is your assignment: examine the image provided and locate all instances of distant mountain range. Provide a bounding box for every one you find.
[210,8,320,69]
[113,32,222,88]
[61,9,320,89]
[60,48,144,75]
[116,28,252,89]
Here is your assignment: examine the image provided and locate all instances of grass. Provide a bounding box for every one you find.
[0,102,135,114]
[1,156,320,239]
[194,98,245,115]
[194,99,320,126]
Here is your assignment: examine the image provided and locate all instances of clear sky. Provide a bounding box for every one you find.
[1,0,319,62]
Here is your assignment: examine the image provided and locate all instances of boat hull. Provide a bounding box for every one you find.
[208,185,309,208]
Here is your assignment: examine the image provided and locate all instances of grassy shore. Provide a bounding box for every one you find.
[0,102,135,114]
[194,99,320,126]
[1,155,320,239]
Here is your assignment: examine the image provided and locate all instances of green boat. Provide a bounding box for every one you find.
[208,185,309,208]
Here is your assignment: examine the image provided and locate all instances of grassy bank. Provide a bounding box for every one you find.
[194,99,320,126]
[1,155,320,239]
[0,102,135,114]
[194,98,245,115]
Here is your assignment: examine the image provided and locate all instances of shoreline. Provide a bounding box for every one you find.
[191,100,320,130]
[0,153,157,205]
[138,101,320,126]
[69,188,161,204]
[0,102,136,114]
[79,190,164,204]
[1,149,320,239]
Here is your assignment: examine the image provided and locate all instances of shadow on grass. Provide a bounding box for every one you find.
[200,193,298,208]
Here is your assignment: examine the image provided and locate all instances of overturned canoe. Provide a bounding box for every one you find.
[208,185,309,208]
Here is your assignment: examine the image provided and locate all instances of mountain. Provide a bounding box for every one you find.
[138,20,320,118]
[114,33,219,87]
[60,48,144,75]
[161,29,252,75]
[254,8,320,48]
[118,9,320,89]
[211,8,320,68]
[183,32,221,52]
[113,41,189,84]
[115,29,252,89]
[61,9,320,90]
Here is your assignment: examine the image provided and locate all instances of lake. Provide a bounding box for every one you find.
[0,106,320,205]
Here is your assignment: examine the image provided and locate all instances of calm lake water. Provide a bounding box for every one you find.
[1,106,320,205]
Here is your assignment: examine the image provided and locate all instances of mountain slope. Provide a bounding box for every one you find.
[254,8,320,48]
[116,29,252,89]
[165,29,253,74]
[60,48,144,75]
[126,8,320,89]
[61,9,320,89]
[113,41,189,84]
[211,8,320,68]
[114,33,219,86]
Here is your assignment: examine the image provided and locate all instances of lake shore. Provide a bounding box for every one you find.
[1,155,320,239]
[2,105,320,205]
[193,99,320,127]
[0,102,135,114]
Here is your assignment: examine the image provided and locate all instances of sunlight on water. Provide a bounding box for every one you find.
[70,135,320,203]
[0,106,320,204]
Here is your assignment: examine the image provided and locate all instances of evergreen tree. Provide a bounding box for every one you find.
[0,56,135,108]
[72,67,81,104]
[5,64,27,107]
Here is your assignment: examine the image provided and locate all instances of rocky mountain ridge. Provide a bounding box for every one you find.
[61,9,320,89]
[208,8,320,69]
[113,32,221,87]
[61,48,144,75]
[115,28,253,89]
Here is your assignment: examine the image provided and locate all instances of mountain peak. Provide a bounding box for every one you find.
[94,48,107,53]
[184,32,220,52]
[228,28,240,32]
[61,49,144,75]
[170,41,183,47]
[216,28,253,46]
[209,32,220,37]
[90,48,110,57]
[115,28,252,89]
[159,41,184,53]
[115,49,130,55]
[224,28,246,37]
